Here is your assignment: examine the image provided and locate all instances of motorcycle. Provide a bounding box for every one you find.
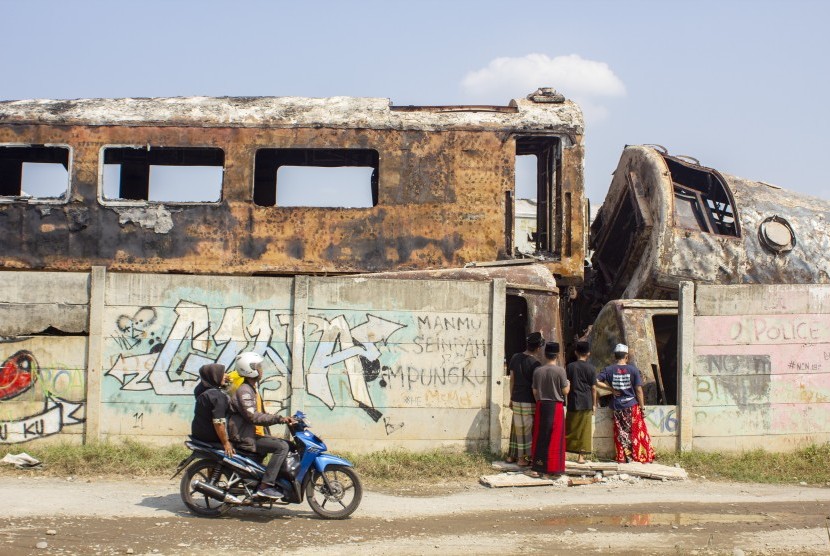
[173,410,362,519]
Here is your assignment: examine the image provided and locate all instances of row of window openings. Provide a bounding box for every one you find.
[0,145,543,210]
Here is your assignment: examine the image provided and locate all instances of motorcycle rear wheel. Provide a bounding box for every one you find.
[305,465,362,519]
[180,459,232,517]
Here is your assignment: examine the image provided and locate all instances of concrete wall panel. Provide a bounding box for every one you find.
[0,336,87,444]
[692,284,830,451]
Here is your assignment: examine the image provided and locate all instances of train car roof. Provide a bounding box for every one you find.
[0,91,583,134]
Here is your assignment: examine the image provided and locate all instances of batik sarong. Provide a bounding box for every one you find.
[507,401,534,462]
[612,404,655,463]
[531,400,566,474]
[565,408,593,455]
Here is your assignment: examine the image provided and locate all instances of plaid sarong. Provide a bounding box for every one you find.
[507,401,534,461]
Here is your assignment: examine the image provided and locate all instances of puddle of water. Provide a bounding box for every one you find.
[546,513,771,528]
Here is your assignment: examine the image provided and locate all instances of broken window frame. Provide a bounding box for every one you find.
[97,145,225,206]
[514,136,561,256]
[665,156,740,237]
[252,148,380,208]
[0,143,72,205]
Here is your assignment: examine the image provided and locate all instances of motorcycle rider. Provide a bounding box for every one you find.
[191,363,235,457]
[228,352,295,499]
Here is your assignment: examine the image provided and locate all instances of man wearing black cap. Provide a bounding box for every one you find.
[528,341,569,477]
[506,331,544,467]
[565,341,597,464]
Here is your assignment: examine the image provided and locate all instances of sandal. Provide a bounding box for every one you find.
[517,458,531,467]
[505,457,517,464]
[525,470,542,478]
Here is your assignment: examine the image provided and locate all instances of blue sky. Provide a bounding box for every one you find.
[3,0,829,205]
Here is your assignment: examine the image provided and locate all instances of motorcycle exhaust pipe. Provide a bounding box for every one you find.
[192,480,242,504]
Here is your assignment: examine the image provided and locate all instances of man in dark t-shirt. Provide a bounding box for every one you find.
[506,331,544,466]
[565,341,597,463]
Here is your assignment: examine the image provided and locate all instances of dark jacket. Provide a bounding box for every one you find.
[228,381,283,452]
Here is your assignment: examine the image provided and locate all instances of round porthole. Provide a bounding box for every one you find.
[758,216,796,253]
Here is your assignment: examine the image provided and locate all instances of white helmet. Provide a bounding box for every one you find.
[235,352,264,378]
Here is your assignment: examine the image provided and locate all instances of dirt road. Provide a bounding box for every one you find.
[2,475,830,555]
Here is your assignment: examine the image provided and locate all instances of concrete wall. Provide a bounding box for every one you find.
[680,282,830,451]
[0,269,506,452]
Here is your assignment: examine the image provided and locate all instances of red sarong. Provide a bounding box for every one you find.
[612,404,655,463]
[531,400,566,474]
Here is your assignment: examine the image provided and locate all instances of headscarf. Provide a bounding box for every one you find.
[198,363,226,389]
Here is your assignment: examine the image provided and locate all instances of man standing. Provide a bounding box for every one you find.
[528,341,570,477]
[596,343,655,463]
[565,341,597,464]
[506,332,544,467]
[228,352,295,499]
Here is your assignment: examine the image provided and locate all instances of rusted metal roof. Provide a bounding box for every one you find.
[0,96,583,134]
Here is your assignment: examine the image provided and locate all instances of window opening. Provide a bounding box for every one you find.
[0,146,69,199]
[515,137,559,254]
[666,156,738,236]
[102,146,224,203]
[254,149,379,208]
[652,314,678,405]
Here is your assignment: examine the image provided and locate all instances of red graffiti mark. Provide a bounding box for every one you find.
[0,350,36,401]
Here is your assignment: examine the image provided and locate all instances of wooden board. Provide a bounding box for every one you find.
[480,472,555,488]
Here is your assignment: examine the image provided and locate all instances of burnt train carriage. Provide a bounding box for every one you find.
[0,91,585,279]
[589,144,830,303]
[0,90,587,356]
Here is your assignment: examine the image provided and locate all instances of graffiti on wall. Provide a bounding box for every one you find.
[105,302,409,420]
[106,300,292,408]
[305,313,405,421]
[0,349,85,444]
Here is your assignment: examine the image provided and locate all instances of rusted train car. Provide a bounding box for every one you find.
[589,144,830,303]
[584,144,830,404]
[0,89,587,353]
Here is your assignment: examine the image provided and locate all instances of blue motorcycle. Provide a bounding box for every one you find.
[174,411,362,519]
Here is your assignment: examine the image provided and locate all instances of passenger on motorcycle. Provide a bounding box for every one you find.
[228,352,296,499]
[191,363,235,457]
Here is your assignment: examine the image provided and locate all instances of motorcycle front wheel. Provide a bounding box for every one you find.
[305,465,362,519]
[180,458,232,517]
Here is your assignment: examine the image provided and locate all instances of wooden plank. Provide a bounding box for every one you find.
[480,472,555,488]
[617,462,688,480]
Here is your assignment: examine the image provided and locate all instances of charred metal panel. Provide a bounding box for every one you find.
[0,95,585,281]
[587,145,830,308]
[588,299,678,405]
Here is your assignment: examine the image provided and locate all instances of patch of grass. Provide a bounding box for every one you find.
[340,449,497,495]
[6,441,829,488]
[656,443,830,485]
[0,440,189,477]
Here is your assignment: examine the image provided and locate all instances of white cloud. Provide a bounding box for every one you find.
[460,53,625,123]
